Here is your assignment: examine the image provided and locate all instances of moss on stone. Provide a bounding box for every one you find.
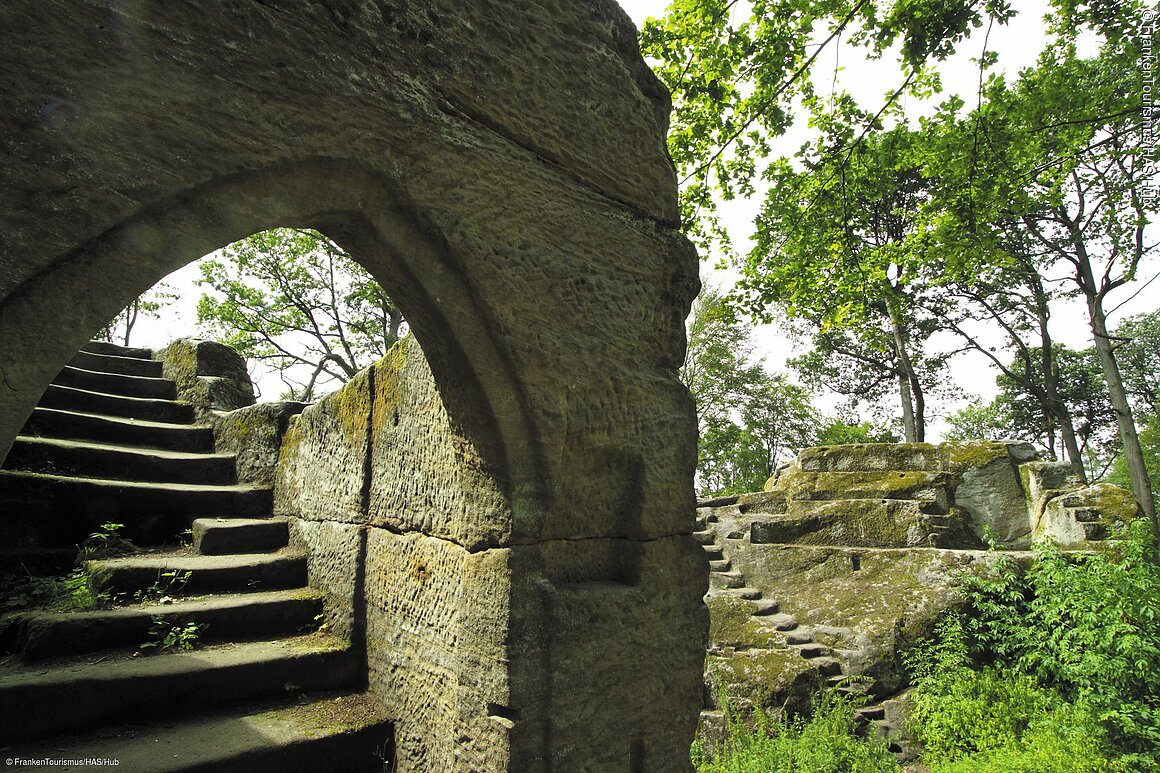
[707,593,781,649]
[370,337,410,435]
[780,469,949,502]
[706,649,818,713]
[1062,483,1140,525]
[277,418,304,463]
[797,443,940,473]
[771,499,927,548]
[940,441,1011,473]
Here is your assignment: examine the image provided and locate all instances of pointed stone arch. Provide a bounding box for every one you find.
[0,2,707,769]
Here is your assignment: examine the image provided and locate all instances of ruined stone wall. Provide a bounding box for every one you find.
[277,339,706,771]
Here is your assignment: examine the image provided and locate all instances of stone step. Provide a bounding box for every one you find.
[735,588,762,600]
[15,692,394,773]
[692,530,716,545]
[794,643,831,659]
[0,470,271,547]
[707,558,731,572]
[811,656,843,677]
[3,436,236,485]
[88,551,307,595]
[1082,522,1109,540]
[193,517,290,555]
[784,630,813,645]
[69,348,163,377]
[709,570,745,589]
[80,340,154,360]
[833,680,872,695]
[39,383,194,423]
[21,407,212,451]
[759,613,798,632]
[0,635,357,743]
[53,365,177,400]
[750,600,779,616]
[856,706,887,721]
[697,494,739,509]
[701,544,724,561]
[12,589,325,661]
[780,470,951,512]
[735,490,788,515]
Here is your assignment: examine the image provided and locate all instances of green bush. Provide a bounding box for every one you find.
[692,692,900,773]
[908,521,1160,771]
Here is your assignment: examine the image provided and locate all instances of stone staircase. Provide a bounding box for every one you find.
[695,503,914,760]
[0,341,392,771]
[1,340,270,561]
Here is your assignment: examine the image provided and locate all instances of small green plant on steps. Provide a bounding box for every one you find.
[134,570,192,604]
[0,523,135,613]
[77,521,136,561]
[0,567,109,612]
[139,616,204,654]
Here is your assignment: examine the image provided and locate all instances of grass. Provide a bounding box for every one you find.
[693,691,900,773]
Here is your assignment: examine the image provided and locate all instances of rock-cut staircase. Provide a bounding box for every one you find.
[696,504,914,761]
[0,341,391,772]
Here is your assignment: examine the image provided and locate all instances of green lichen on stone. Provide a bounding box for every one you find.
[706,649,817,712]
[226,412,254,440]
[797,443,940,473]
[313,366,374,450]
[277,418,304,463]
[770,500,926,548]
[781,469,948,501]
[370,337,411,434]
[1062,483,1140,525]
[940,441,1010,473]
[707,593,781,649]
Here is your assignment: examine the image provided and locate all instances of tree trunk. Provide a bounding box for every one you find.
[886,291,923,442]
[1063,218,1158,540]
[896,359,917,442]
[909,367,926,443]
[1085,295,1157,529]
[1037,321,1086,479]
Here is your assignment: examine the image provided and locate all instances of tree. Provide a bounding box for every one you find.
[944,398,1012,443]
[196,228,403,401]
[1113,311,1160,416]
[1109,413,1160,513]
[917,11,1158,525]
[916,215,1093,475]
[737,123,953,441]
[645,0,1159,534]
[992,347,1117,478]
[814,417,899,445]
[682,288,820,495]
[98,284,178,347]
[639,0,1014,256]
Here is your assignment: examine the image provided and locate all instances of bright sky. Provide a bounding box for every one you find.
[129,1,1153,429]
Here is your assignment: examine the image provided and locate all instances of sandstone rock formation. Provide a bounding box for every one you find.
[696,441,1139,756]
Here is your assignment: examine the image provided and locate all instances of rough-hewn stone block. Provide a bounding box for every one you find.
[367,338,510,550]
[274,368,372,523]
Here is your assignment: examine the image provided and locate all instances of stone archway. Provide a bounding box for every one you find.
[0,2,706,770]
